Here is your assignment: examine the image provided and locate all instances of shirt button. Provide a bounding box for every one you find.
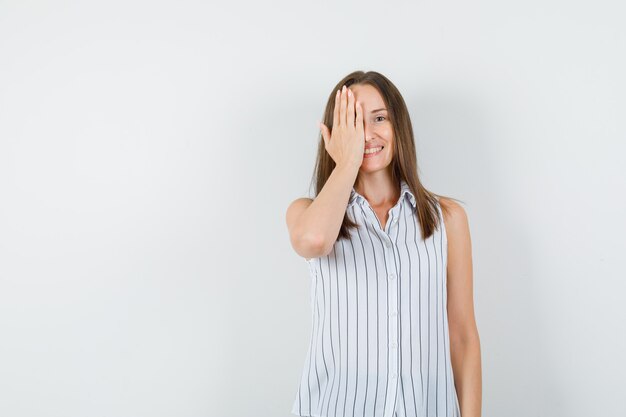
[391,373,397,379]
[385,240,391,248]
[390,342,398,348]
[390,310,397,317]
[389,273,395,280]
[392,218,397,224]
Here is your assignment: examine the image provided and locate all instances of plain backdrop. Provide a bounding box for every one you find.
[1,1,625,416]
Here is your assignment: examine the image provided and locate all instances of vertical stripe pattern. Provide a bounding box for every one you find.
[291,180,461,417]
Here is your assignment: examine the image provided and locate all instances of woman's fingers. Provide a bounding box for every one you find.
[338,85,347,127]
[346,87,355,128]
[332,89,340,130]
[355,101,363,138]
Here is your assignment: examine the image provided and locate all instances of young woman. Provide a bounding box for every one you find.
[286,71,481,417]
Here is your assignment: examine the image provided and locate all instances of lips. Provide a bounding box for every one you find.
[363,146,384,158]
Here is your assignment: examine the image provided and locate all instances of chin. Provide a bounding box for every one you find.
[359,162,391,173]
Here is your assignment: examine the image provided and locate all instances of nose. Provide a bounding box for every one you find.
[364,121,374,141]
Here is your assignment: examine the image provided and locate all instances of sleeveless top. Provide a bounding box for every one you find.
[291,179,461,417]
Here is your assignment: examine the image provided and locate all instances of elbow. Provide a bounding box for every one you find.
[450,328,481,351]
[292,230,328,259]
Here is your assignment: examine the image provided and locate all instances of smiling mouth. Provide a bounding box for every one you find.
[364,146,384,156]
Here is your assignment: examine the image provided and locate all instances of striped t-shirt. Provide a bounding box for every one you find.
[291,179,461,417]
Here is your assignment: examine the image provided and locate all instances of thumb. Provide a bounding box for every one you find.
[319,121,329,147]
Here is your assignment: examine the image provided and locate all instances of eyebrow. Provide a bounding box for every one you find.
[370,108,388,113]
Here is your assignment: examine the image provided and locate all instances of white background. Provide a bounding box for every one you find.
[1,1,624,416]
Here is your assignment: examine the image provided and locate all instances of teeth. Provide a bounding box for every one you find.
[364,147,383,154]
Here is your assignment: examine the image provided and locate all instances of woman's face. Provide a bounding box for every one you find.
[349,84,394,173]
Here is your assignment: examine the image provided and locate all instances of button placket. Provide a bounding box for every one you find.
[385,206,400,235]
[385,233,400,417]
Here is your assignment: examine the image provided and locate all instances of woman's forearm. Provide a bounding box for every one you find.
[293,162,360,254]
[450,335,482,417]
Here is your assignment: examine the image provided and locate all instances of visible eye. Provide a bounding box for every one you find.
[375,116,386,122]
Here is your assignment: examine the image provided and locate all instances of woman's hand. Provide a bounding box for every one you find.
[320,85,365,169]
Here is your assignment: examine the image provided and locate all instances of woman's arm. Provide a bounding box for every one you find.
[286,85,365,260]
[285,162,360,259]
[441,197,482,417]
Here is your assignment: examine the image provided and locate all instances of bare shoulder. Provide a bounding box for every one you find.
[285,197,314,230]
[438,197,470,241]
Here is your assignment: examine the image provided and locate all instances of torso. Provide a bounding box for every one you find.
[291,191,461,417]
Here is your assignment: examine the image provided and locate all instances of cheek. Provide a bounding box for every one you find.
[386,135,394,157]
[386,132,394,148]
[383,127,394,141]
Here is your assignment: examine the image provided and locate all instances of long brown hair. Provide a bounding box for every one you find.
[309,70,464,241]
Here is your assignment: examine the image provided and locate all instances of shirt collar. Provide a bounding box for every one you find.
[348,179,417,209]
